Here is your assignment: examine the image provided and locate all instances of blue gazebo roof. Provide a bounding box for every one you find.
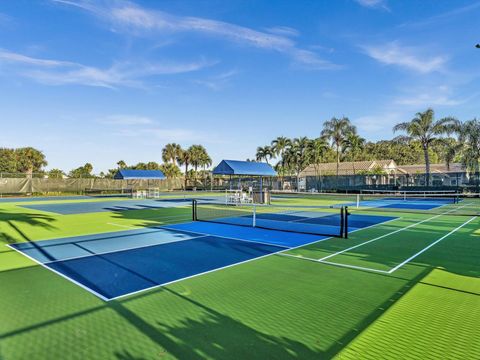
[212,160,277,176]
[113,169,165,180]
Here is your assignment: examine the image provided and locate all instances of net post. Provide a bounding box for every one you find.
[252,204,257,227]
[356,194,360,208]
[344,206,349,239]
[340,206,345,238]
[192,199,197,221]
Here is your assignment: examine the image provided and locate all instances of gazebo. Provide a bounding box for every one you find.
[114,169,166,198]
[212,160,277,203]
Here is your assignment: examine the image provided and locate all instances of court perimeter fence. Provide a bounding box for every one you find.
[0,174,184,196]
[1,170,479,196]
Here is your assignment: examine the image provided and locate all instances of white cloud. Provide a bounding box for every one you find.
[0,49,213,88]
[362,42,447,73]
[115,127,204,143]
[394,86,472,107]
[265,26,300,37]
[193,69,238,91]
[354,112,403,139]
[52,0,338,70]
[354,0,390,11]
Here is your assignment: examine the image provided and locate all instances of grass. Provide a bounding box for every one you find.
[0,195,479,359]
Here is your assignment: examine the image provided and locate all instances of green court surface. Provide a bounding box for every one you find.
[0,194,479,359]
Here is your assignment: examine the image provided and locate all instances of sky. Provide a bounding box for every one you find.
[0,0,479,173]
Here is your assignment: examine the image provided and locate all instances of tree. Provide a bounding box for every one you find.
[48,169,65,179]
[15,147,48,176]
[178,148,192,189]
[256,146,273,164]
[271,136,291,161]
[283,137,310,190]
[343,133,366,174]
[393,108,459,186]
[69,163,94,178]
[159,163,182,178]
[0,148,16,173]
[116,160,127,169]
[305,137,329,190]
[458,119,480,188]
[321,117,356,176]
[162,143,182,165]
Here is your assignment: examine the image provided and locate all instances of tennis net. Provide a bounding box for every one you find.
[193,200,348,238]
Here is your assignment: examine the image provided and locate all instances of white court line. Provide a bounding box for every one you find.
[107,222,139,229]
[318,206,466,262]
[42,235,209,265]
[279,250,390,274]
[387,216,477,273]
[161,225,291,249]
[6,243,110,301]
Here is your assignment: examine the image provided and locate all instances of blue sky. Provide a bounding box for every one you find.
[0,0,479,172]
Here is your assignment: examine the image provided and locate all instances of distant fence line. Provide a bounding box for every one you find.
[0,176,184,195]
[0,170,479,195]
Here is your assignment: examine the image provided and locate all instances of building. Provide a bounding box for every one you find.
[298,160,467,190]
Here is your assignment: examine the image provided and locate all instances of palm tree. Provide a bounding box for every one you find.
[188,145,208,184]
[256,146,273,164]
[458,119,480,188]
[271,136,291,160]
[199,151,212,188]
[162,143,182,165]
[305,137,329,190]
[15,147,48,176]
[344,133,366,175]
[48,168,65,179]
[439,138,461,171]
[321,117,355,177]
[271,137,291,188]
[393,108,459,186]
[159,163,182,178]
[177,149,192,189]
[283,137,310,190]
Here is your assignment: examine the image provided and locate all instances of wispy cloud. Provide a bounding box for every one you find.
[394,86,474,107]
[52,0,338,70]
[354,0,390,11]
[193,69,238,91]
[265,26,300,37]
[400,1,480,28]
[362,42,447,73]
[0,49,213,88]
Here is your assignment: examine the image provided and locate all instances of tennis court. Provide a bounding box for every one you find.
[1,191,479,359]
[8,202,394,300]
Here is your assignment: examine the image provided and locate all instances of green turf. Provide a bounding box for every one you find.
[0,196,479,359]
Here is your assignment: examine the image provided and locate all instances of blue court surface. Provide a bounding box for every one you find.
[9,213,395,301]
[358,198,453,210]
[20,198,218,214]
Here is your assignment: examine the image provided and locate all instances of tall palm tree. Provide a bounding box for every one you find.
[321,117,355,177]
[256,146,273,164]
[199,151,212,188]
[284,137,310,190]
[306,137,329,190]
[458,119,480,188]
[177,149,191,189]
[344,133,366,175]
[393,108,459,186]
[271,136,291,161]
[439,138,461,171]
[162,143,182,165]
